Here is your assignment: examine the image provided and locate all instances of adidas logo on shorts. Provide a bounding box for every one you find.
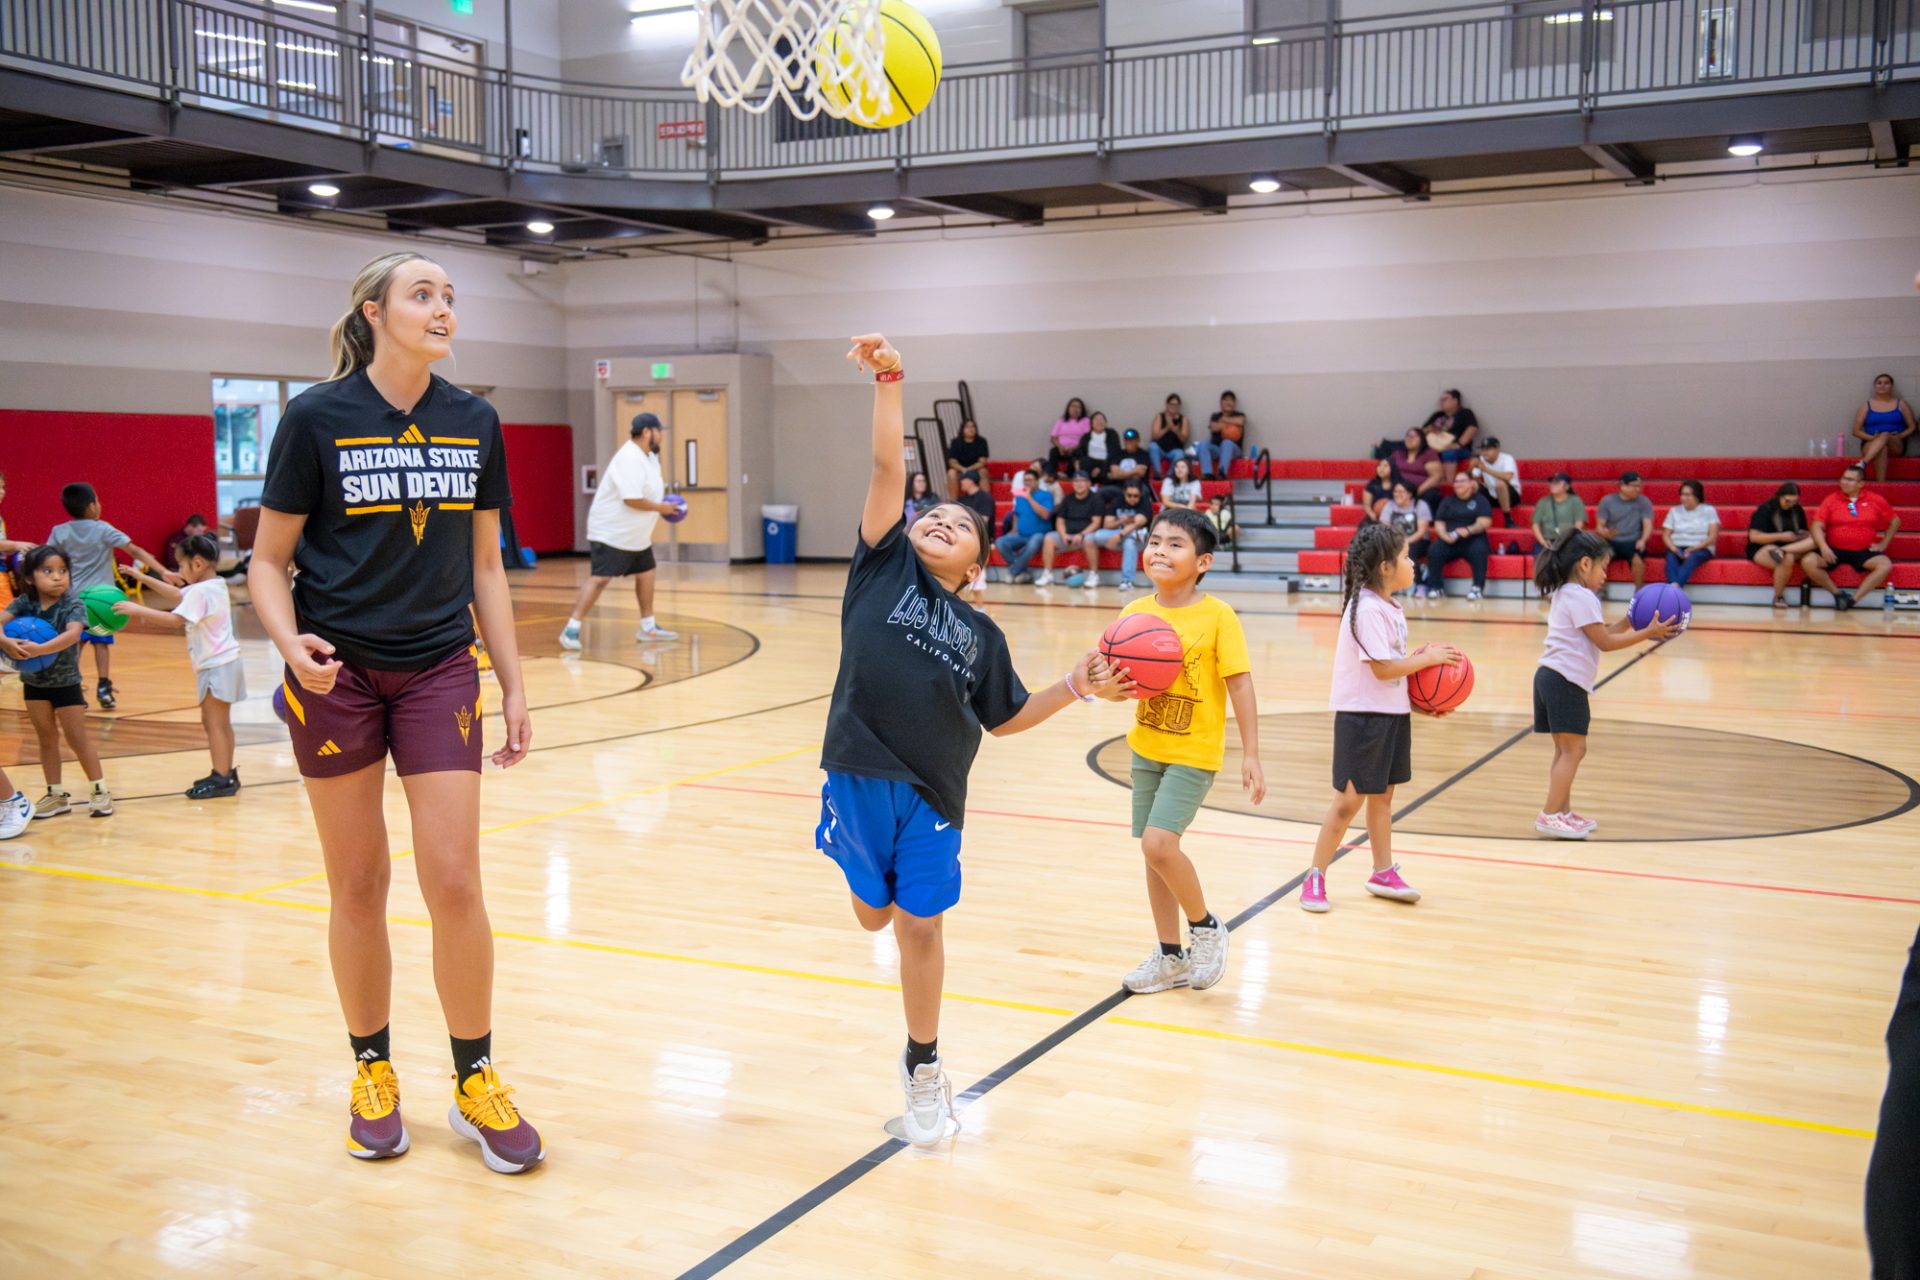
[317,740,343,757]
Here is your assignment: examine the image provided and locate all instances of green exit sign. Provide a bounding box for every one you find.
[651,362,673,380]
[450,0,473,14]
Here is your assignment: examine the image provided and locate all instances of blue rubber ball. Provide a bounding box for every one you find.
[4,615,59,674]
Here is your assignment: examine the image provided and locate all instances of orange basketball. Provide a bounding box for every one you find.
[1407,652,1473,714]
[1100,613,1184,700]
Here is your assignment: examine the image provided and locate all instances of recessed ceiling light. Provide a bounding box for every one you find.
[527,220,555,235]
[1248,175,1282,194]
[1250,35,1280,45]
[867,203,895,221]
[1727,135,1763,157]
[307,182,340,198]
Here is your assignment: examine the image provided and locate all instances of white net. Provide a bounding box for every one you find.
[681,0,891,125]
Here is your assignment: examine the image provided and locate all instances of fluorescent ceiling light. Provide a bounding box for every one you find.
[277,41,340,57]
[1542,9,1613,20]
[1250,35,1280,45]
[276,79,320,90]
[1726,135,1763,156]
[195,29,266,45]
[273,0,339,13]
[1248,175,1282,194]
[527,220,556,235]
[867,203,895,221]
[308,182,341,197]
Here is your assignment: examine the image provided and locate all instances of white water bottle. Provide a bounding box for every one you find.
[1820,437,1831,457]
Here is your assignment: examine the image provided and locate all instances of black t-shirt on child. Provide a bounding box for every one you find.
[260,370,512,671]
[821,520,1029,827]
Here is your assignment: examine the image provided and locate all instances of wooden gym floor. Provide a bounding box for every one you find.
[2,559,1915,1279]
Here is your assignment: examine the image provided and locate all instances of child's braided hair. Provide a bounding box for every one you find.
[1341,521,1406,660]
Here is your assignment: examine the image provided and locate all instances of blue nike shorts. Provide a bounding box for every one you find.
[815,771,963,918]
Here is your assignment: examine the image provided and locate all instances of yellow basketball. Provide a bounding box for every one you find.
[817,0,942,130]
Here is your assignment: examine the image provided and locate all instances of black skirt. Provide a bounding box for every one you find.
[1332,711,1413,795]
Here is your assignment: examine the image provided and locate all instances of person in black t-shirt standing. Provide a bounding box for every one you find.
[1420,471,1495,600]
[249,252,544,1176]
[822,333,1120,1145]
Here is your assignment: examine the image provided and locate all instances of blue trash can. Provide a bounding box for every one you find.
[762,504,799,564]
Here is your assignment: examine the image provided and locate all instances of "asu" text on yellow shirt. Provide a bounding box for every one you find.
[1120,592,1251,773]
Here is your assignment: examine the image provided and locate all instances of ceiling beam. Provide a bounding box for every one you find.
[903,192,1044,223]
[754,206,879,235]
[575,206,771,240]
[0,123,151,154]
[1579,141,1654,183]
[1868,118,1907,164]
[1324,162,1429,198]
[1102,179,1226,211]
[132,157,344,188]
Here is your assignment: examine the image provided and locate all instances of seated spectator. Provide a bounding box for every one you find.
[944,419,991,492]
[1360,458,1395,523]
[1662,479,1720,588]
[1047,398,1092,476]
[1420,470,1493,600]
[1076,410,1124,485]
[1108,480,1155,591]
[994,467,1056,583]
[1148,394,1196,478]
[1160,457,1203,509]
[1389,427,1443,500]
[1531,471,1586,567]
[1198,390,1247,479]
[1804,463,1901,610]
[1748,482,1814,608]
[1378,480,1432,565]
[954,472,996,529]
[1421,389,1481,480]
[1040,472,1119,589]
[1468,436,1522,527]
[1594,471,1654,595]
[903,472,934,524]
[1855,374,1917,484]
[164,513,214,570]
[1106,428,1153,496]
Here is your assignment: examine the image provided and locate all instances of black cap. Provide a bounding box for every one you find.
[1123,428,1139,440]
[1480,436,1501,449]
[1551,471,1573,485]
[630,412,662,436]
[1620,470,1642,484]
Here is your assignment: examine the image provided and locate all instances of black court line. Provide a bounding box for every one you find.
[674,642,1667,1278]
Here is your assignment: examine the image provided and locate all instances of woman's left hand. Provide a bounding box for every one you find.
[492,689,532,768]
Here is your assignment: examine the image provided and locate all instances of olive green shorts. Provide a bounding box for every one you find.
[1130,751,1217,838]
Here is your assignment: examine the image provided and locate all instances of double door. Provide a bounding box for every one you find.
[615,388,730,561]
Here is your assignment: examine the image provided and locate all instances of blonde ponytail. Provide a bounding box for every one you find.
[326,250,437,380]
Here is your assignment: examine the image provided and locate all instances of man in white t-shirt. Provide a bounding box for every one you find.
[1468,436,1523,527]
[560,413,682,649]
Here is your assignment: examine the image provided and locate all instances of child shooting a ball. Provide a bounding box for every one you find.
[817,333,1125,1146]
[1090,507,1265,997]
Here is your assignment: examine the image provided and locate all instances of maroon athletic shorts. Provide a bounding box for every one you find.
[281,646,482,779]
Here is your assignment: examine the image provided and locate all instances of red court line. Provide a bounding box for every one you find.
[683,782,1920,905]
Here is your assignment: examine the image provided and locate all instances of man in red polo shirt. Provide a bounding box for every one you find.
[1803,463,1900,610]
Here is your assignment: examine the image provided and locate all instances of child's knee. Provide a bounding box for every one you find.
[892,910,941,948]
[1141,827,1184,867]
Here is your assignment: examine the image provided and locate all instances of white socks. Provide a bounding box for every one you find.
[641,616,657,631]
[564,617,581,631]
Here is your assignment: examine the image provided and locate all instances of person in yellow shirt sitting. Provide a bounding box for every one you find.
[1093,508,1267,995]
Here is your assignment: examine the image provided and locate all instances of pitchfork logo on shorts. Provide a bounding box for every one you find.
[454,705,472,744]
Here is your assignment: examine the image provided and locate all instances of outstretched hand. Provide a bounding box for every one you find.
[1086,652,1137,701]
[847,333,900,375]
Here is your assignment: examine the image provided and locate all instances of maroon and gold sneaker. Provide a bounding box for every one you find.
[448,1066,545,1174]
[347,1059,409,1160]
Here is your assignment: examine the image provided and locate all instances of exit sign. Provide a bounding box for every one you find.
[651,362,673,379]
[450,0,472,14]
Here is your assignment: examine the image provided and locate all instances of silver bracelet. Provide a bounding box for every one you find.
[1063,670,1096,703]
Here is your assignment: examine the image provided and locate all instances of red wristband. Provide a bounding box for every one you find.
[875,368,904,383]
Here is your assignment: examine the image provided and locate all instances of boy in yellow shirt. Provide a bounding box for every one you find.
[1096,508,1266,993]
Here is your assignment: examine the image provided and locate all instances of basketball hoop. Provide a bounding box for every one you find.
[681,0,891,124]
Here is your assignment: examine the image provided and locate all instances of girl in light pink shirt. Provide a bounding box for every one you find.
[1302,522,1463,913]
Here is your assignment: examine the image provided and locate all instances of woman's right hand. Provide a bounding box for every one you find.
[284,633,342,694]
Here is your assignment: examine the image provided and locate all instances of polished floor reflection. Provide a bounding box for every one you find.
[1,560,1913,1278]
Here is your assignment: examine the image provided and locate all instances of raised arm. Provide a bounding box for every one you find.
[123,565,185,609]
[851,333,906,547]
[124,541,186,587]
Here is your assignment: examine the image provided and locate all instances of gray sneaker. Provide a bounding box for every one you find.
[635,624,679,642]
[1122,949,1191,994]
[32,788,70,820]
[1187,920,1230,990]
[88,782,114,818]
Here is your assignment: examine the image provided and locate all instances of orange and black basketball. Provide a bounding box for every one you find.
[1099,613,1184,700]
[1408,652,1474,714]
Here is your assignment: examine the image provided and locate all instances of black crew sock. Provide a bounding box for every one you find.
[349,1024,391,1066]
[451,1032,492,1089]
[1188,911,1219,931]
[1159,941,1185,958]
[905,1037,938,1071]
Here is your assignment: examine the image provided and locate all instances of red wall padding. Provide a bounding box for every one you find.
[0,410,218,558]
[501,422,576,553]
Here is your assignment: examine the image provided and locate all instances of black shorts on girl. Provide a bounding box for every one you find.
[1332,711,1412,794]
[281,647,482,779]
[24,683,87,710]
[1533,665,1591,735]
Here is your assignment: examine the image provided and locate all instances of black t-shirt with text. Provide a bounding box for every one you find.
[822,520,1029,827]
[1056,491,1108,534]
[1434,492,1493,538]
[261,370,512,670]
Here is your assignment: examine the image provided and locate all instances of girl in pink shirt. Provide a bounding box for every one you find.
[1303,523,1462,913]
[1046,398,1092,476]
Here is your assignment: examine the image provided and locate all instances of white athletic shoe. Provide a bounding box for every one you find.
[558,625,583,652]
[1466,586,1484,601]
[1187,920,1230,990]
[897,1054,955,1147]
[1122,949,1191,994]
[0,790,31,840]
[1534,811,1589,840]
[1033,571,1054,587]
[635,624,679,642]
[88,782,113,819]
[1083,570,1100,589]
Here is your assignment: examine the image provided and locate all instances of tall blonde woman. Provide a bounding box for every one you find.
[249,252,544,1174]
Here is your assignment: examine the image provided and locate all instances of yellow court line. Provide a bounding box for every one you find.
[0,861,327,912]
[333,437,393,446]
[239,742,821,897]
[1105,1016,1874,1139]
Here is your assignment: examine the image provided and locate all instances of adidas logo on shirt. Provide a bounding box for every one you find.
[398,424,426,445]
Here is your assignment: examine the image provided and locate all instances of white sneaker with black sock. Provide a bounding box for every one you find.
[897,1052,955,1146]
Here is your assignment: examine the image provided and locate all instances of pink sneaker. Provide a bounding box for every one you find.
[1300,867,1330,913]
[1534,811,1589,840]
[1564,811,1598,832]
[1364,863,1421,903]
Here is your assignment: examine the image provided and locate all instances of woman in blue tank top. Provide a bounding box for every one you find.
[1855,373,1916,483]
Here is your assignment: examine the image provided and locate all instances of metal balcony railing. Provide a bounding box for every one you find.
[2,0,1913,184]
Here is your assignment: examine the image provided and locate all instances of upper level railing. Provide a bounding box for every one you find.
[2,0,1913,184]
